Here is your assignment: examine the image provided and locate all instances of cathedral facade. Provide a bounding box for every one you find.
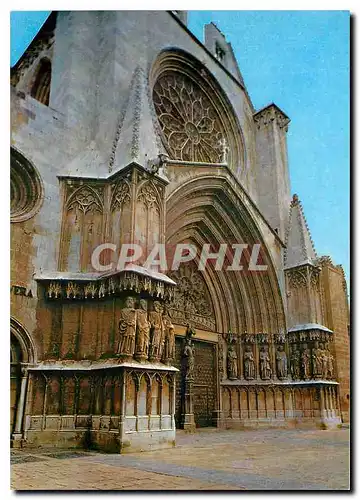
[10,11,350,453]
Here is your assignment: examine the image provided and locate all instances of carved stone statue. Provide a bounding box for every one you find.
[259,346,272,380]
[276,345,288,379]
[327,351,334,379]
[135,299,150,360]
[149,301,164,361]
[183,336,195,381]
[162,305,175,364]
[290,348,300,379]
[320,343,328,379]
[227,344,238,380]
[117,296,137,356]
[244,346,255,380]
[312,342,323,377]
[301,344,311,379]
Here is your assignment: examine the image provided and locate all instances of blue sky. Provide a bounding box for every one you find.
[10,11,350,284]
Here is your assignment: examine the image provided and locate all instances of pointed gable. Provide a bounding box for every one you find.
[110,66,165,175]
[284,194,317,269]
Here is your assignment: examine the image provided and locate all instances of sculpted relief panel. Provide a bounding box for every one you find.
[168,265,216,331]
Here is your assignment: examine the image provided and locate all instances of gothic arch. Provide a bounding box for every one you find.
[166,175,286,335]
[10,317,37,364]
[150,48,245,171]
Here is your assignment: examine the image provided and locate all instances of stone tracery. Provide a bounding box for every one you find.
[153,72,227,163]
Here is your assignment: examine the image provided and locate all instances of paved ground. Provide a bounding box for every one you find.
[11,427,350,491]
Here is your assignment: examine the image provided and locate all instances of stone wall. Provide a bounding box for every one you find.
[319,260,350,422]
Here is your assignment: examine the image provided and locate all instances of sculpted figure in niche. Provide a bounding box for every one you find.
[312,342,323,377]
[290,348,300,379]
[301,344,311,379]
[227,344,238,380]
[162,304,175,364]
[135,299,150,360]
[149,301,164,361]
[259,346,272,380]
[244,345,255,380]
[117,296,137,356]
[276,345,288,379]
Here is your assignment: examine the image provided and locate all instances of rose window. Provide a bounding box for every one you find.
[153,72,227,163]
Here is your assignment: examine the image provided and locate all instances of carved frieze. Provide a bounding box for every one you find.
[257,333,270,345]
[42,270,174,302]
[241,333,256,344]
[273,332,286,344]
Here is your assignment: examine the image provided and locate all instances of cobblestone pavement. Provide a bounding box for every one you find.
[11,427,350,491]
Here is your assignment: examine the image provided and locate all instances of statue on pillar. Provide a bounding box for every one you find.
[162,304,175,365]
[290,347,300,379]
[117,296,137,357]
[259,346,272,380]
[276,345,288,379]
[183,324,195,381]
[244,345,255,380]
[301,344,311,379]
[135,299,150,360]
[227,344,238,380]
[149,301,164,362]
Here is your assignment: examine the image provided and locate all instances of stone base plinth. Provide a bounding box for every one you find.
[183,413,196,433]
[11,433,24,449]
[24,360,178,453]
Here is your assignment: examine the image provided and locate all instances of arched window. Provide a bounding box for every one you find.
[31,58,51,106]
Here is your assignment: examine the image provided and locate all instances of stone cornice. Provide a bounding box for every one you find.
[253,103,290,132]
[35,265,176,302]
[57,161,169,186]
[29,359,179,372]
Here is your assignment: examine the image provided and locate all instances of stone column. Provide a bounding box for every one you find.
[180,327,196,433]
[11,366,28,448]
[182,377,196,432]
[171,375,176,430]
[319,386,326,419]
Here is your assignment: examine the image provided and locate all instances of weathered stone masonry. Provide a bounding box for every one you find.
[10,11,349,452]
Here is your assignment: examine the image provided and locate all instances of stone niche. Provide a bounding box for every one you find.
[25,269,179,453]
